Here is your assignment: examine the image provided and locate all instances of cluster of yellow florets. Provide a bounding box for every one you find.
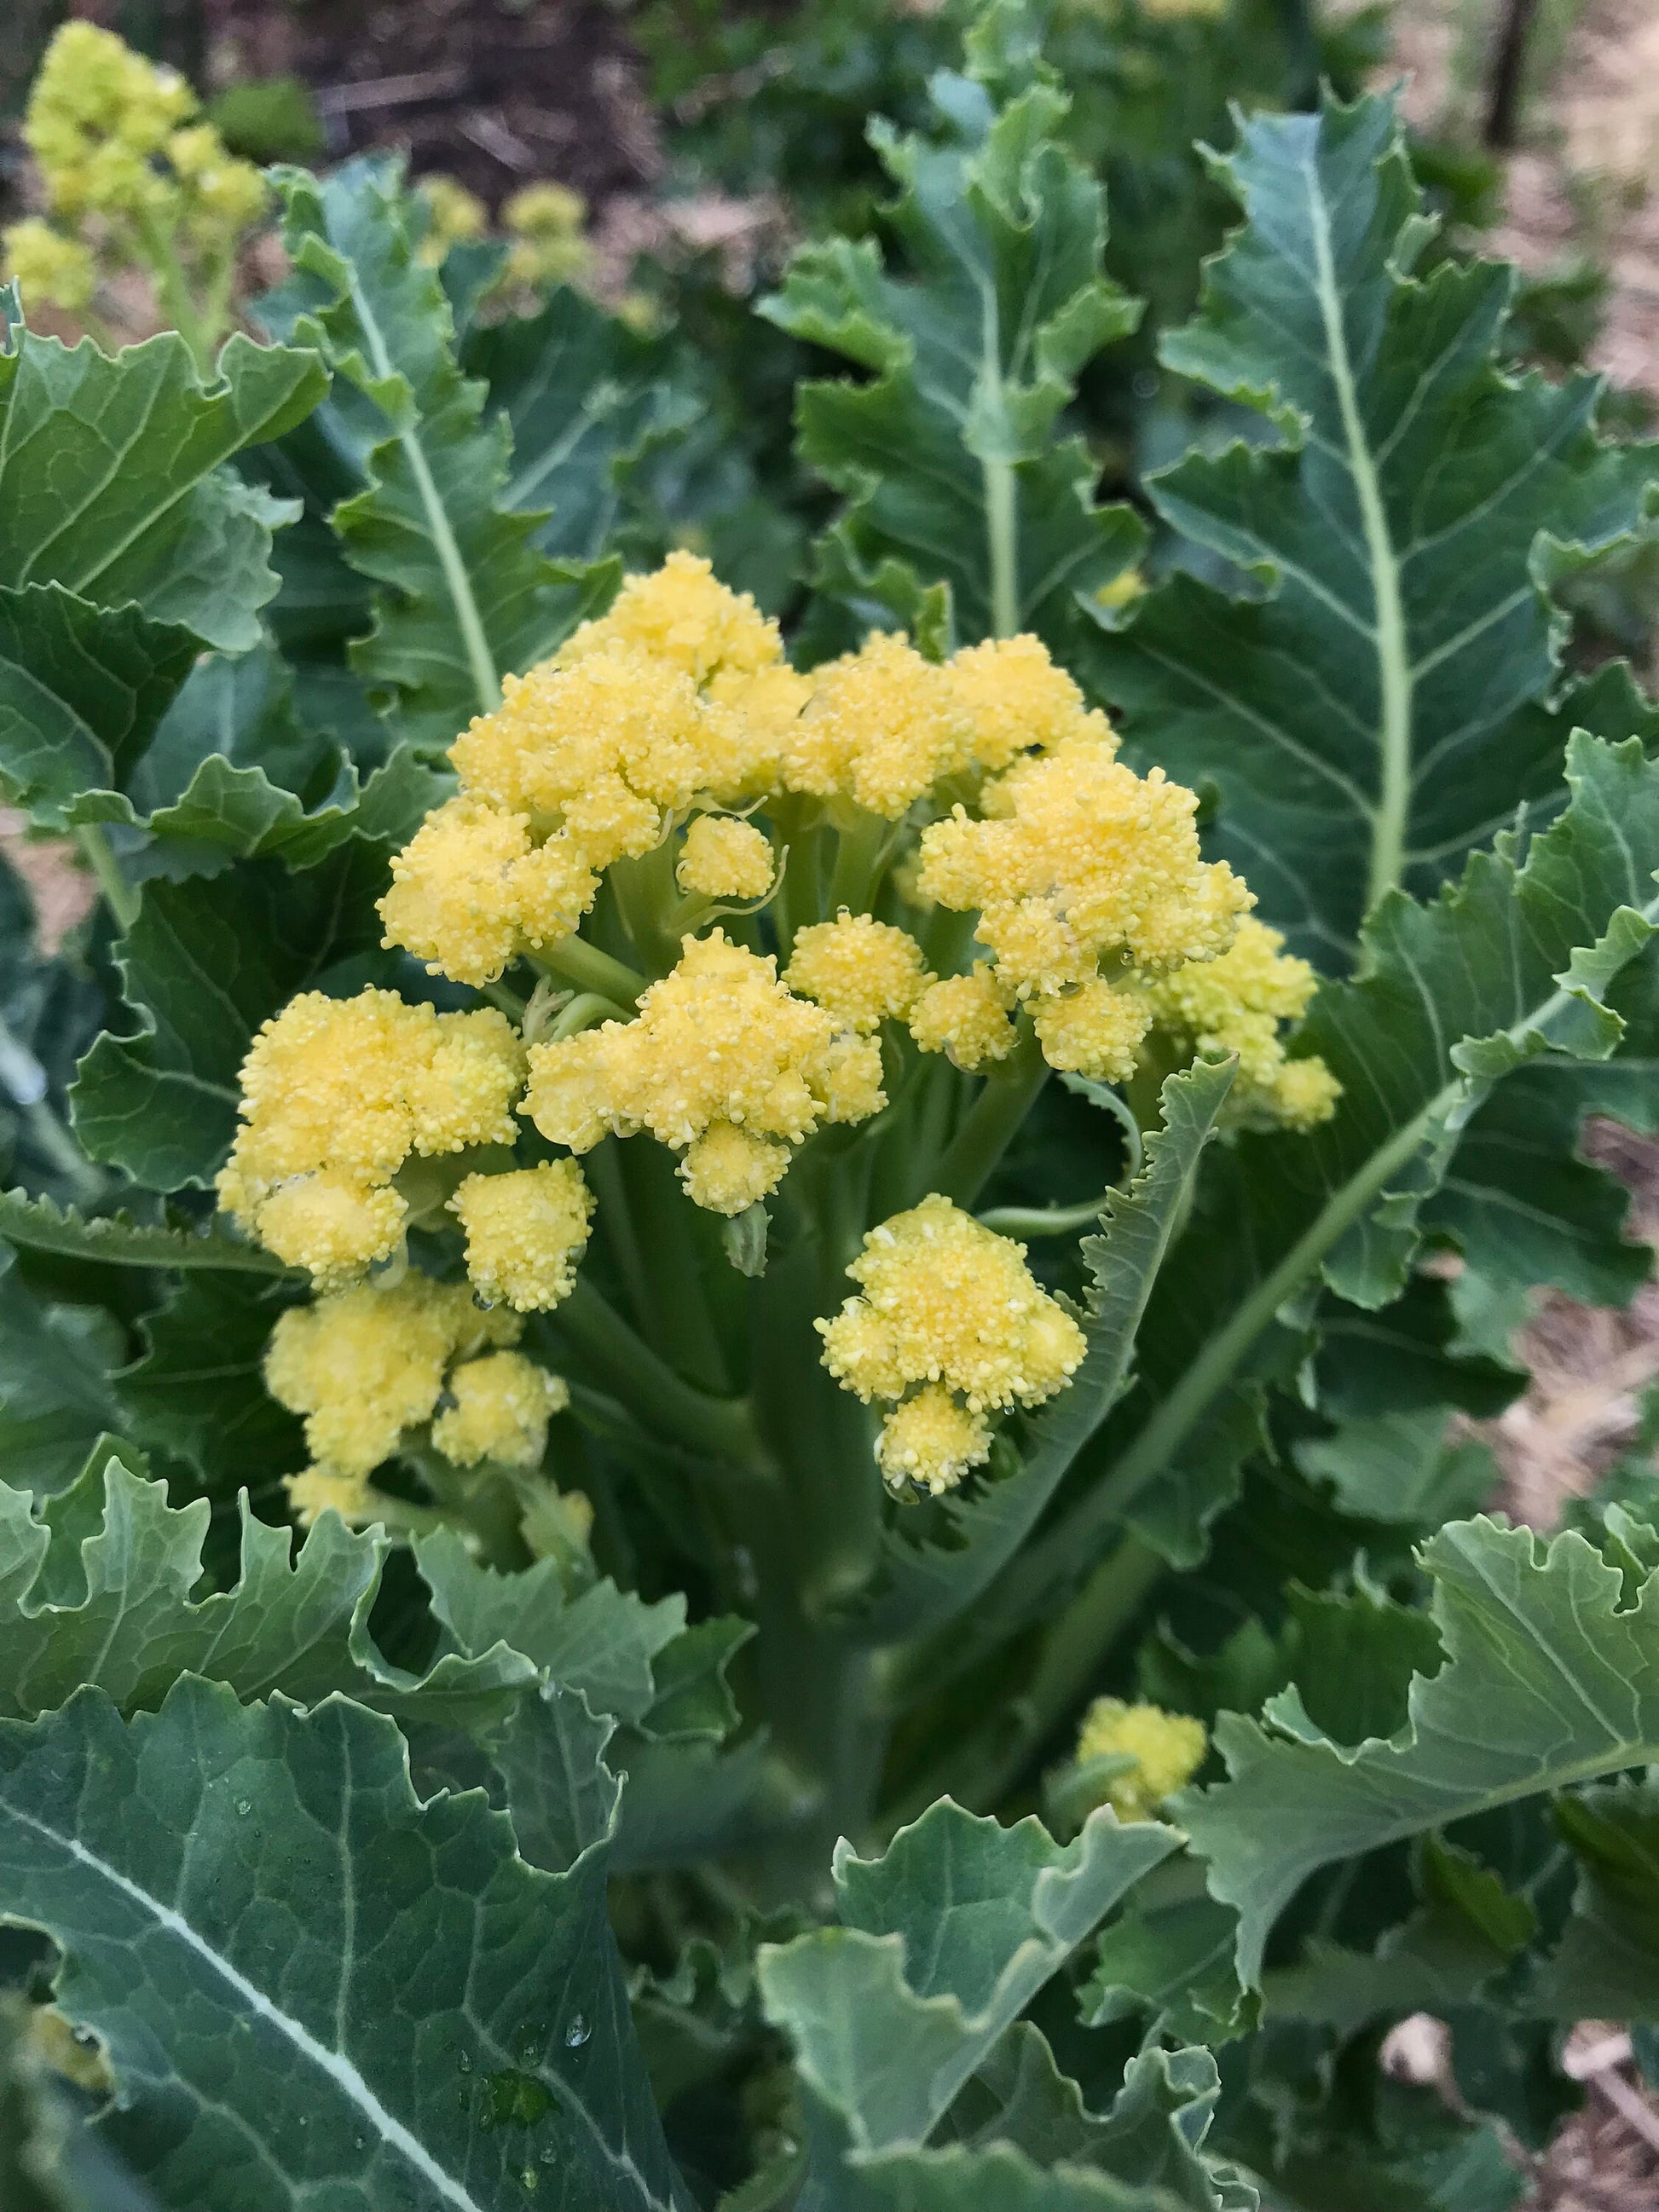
[786,915,932,1034]
[524,929,885,1212]
[268,1273,569,1526]
[1074,1698,1207,1822]
[379,556,804,985]
[1142,915,1340,1129]
[217,990,524,1282]
[818,1196,1087,1492]
[677,815,776,901]
[448,1160,594,1310]
[916,729,1251,1083]
[3,23,264,317]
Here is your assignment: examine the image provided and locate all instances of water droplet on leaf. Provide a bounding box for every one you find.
[563,2013,589,2048]
[479,2071,555,2129]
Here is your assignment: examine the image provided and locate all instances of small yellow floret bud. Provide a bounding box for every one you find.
[1032,980,1151,1083]
[431,1350,569,1470]
[448,1160,593,1310]
[251,1170,408,1281]
[558,551,783,687]
[284,1470,378,1530]
[677,816,775,900]
[782,632,973,817]
[945,634,1112,771]
[1141,915,1339,1129]
[908,967,1017,1071]
[680,1123,791,1214]
[786,915,932,1033]
[523,930,885,1207]
[416,174,488,261]
[3,218,95,311]
[876,1384,991,1493]
[266,1275,514,1478]
[820,1198,1086,1491]
[1074,1698,1207,1821]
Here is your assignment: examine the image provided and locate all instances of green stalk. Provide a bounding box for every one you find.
[614,1135,735,1393]
[529,936,648,1008]
[931,1026,1047,1210]
[558,1278,764,1470]
[826,811,892,917]
[582,1139,652,1337]
[984,456,1020,641]
[74,823,139,933]
[132,210,215,372]
[977,1193,1110,1238]
[546,990,627,1042]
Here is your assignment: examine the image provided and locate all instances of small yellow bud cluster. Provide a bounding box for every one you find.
[819,1196,1087,1492]
[269,1273,568,1527]
[916,729,1251,1083]
[677,816,775,901]
[524,930,885,1212]
[380,555,801,985]
[4,24,264,316]
[448,1160,594,1311]
[1074,1697,1207,1822]
[782,632,975,817]
[502,182,595,292]
[217,990,523,1283]
[415,175,488,263]
[1142,916,1340,1130]
[786,915,932,1034]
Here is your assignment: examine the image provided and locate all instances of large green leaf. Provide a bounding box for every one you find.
[1009,728,1659,1593]
[0,1451,532,1729]
[1180,1515,1659,1984]
[0,1257,122,1498]
[0,1677,689,2209]
[1529,1780,1659,2022]
[1084,91,1659,965]
[70,841,394,1191]
[0,328,326,654]
[0,1191,299,1277]
[849,1057,1232,1643]
[269,159,609,748]
[761,8,1143,656]
[758,1799,1176,2169]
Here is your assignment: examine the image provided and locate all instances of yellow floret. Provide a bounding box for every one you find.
[1074,1698,1207,1821]
[448,1161,593,1310]
[945,634,1112,771]
[416,174,488,261]
[523,929,885,1206]
[679,1123,791,1214]
[266,1275,509,1477]
[1032,980,1152,1083]
[502,182,593,291]
[284,1470,378,1530]
[820,1195,1086,1417]
[3,218,95,311]
[677,816,775,900]
[378,797,531,986]
[218,988,525,1278]
[26,25,196,219]
[786,915,932,1032]
[875,1384,991,1494]
[558,551,783,687]
[431,1350,569,1470]
[782,632,974,817]
[167,123,265,240]
[908,967,1017,1071]
[1141,915,1339,1129]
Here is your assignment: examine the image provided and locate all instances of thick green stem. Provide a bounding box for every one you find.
[546,990,627,1042]
[133,210,216,372]
[584,1140,652,1335]
[529,936,648,1008]
[931,1027,1047,1210]
[984,457,1020,639]
[558,1277,764,1470]
[74,823,139,933]
[826,811,892,917]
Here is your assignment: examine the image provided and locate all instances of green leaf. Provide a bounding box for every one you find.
[0,587,198,832]
[1180,1514,1659,1983]
[1295,1407,1497,1526]
[758,1799,1176,2160]
[1014,729,1659,1597]
[1530,1779,1659,2021]
[1082,1862,1249,2047]
[1084,91,1659,964]
[270,159,607,747]
[0,1451,533,1728]
[0,330,327,654]
[0,1256,122,1497]
[463,289,702,563]
[0,1190,299,1277]
[115,1273,305,1510]
[70,843,394,1191]
[849,1057,1233,1642]
[762,29,1144,655]
[0,1677,689,2209]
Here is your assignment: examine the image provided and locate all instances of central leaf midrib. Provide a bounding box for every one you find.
[346,275,501,719]
[1302,156,1414,916]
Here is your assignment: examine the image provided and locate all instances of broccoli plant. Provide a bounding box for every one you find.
[0,9,1657,2210]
